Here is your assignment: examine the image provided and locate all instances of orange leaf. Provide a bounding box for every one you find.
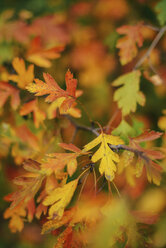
[20,99,46,128]
[27,70,79,114]
[9,57,34,89]
[26,36,64,68]
[27,198,35,222]
[131,130,163,143]
[0,81,20,109]
[116,23,144,65]
[42,143,84,177]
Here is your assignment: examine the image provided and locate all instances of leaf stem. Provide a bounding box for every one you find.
[112,181,121,198]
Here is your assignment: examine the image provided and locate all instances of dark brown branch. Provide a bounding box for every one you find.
[134,25,166,70]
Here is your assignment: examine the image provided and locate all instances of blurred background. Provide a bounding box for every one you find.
[0,0,166,247]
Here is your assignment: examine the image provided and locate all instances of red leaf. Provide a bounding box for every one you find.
[131,130,163,143]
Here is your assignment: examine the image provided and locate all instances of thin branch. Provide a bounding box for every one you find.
[66,115,99,136]
[66,115,151,164]
[108,144,150,163]
[134,25,166,70]
[143,24,160,32]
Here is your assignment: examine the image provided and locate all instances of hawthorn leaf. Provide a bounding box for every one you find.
[0,81,20,109]
[9,57,34,89]
[55,227,73,248]
[42,143,82,176]
[20,99,46,128]
[116,23,144,65]
[4,203,26,233]
[145,161,162,186]
[130,130,163,143]
[41,209,75,234]
[83,133,124,181]
[43,179,78,219]
[27,70,78,114]
[130,134,164,185]
[112,71,145,116]
[47,97,81,119]
[26,36,64,68]
[27,198,35,222]
[7,159,45,209]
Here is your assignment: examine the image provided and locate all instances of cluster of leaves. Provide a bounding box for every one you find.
[0,0,166,248]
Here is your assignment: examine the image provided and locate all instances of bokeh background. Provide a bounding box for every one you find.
[0,0,166,247]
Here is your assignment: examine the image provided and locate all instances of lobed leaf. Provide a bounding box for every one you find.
[112,70,145,116]
[83,133,124,181]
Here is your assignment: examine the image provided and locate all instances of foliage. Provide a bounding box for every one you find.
[0,0,166,248]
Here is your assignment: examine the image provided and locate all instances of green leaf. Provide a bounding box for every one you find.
[112,71,145,116]
[155,0,166,26]
[112,119,143,143]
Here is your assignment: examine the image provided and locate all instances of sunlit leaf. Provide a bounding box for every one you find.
[83,132,123,181]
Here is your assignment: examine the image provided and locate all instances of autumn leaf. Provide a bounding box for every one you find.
[55,226,73,248]
[130,130,163,143]
[116,23,144,65]
[83,132,124,181]
[41,208,75,234]
[7,159,45,209]
[0,81,20,109]
[112,71,145,116]
[47,97,81,119]
[27,69,79,114]
[26,36,64,68]
[27,198,35,222]
[41,143,82,177]
[43,179,78,219]
[4,202,26,233]
[9,57,34,89]
[20,99,46,128]
[130,131,164,185]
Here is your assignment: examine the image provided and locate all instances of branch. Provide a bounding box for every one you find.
[66,115,151,163]
[108,144,150,163]
[65,115,99,137]
[134,25,166,70]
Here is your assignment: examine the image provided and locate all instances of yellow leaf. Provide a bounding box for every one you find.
[43,179,78,219]
[83,133,124,181]
[67,158,77,177]
[117,150,134,174]
[112,71,145,116]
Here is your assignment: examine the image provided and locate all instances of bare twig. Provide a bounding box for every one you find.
[108,144,150,163]
[66,115,151,164]
[134,25,166,70]
[143,24,160,32]
[66,115,99,137]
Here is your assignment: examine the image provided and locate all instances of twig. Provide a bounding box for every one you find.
[66,115,99,136]
[143,24,160,32]
[108,144,150,163]
[134,25,166,70]
[66,115,151,164]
